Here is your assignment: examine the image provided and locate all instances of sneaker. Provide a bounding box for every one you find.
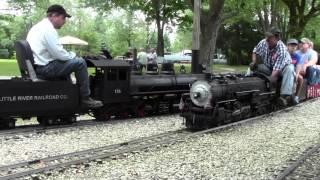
[278,96,288,107]
[81,97,103,108]
[292,96,299,105]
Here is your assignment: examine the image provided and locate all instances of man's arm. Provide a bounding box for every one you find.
[251,39,266,64]
[44,29,76,60]
[295,54,303,80]
[305,50,318,67]
[252,52,257,64]
[270,70,280,85]
[295,64,302,80]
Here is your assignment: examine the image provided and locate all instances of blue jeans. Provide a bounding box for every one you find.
[306,66,320,85]
[257,64,295,95]
[35,57,90,98]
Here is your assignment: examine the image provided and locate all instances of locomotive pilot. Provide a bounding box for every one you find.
[26,4,103,108]
[250,27,295,106]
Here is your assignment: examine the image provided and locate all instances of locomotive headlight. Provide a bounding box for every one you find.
[190,81,212,107]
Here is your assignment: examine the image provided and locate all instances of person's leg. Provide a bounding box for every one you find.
[36,59,102,108]
[295,75,303,96]
[280,64,295,96]
[47,58,90,98]
[256,64,272,75]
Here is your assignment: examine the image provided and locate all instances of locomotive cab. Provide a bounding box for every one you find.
[86,58,131,103]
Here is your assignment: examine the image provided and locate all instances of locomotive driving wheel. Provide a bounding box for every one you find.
[93,108,111,121]
[61,116,77,124]
[7,120,16,129]
[37,116,55,126]
[134,103,145,117]
[118,112,129,119]
[0,118,16,129]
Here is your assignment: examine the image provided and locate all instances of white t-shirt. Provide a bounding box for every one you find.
[296,48,318,64]
[137,51,147,65]
[26,18,75,66]
[147,52,157,60]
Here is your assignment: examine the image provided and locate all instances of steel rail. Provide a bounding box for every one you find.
[0,114,180,138]
[0,101,312,180]
[0,130,189,180]
[275,143,320,180]
[0,119,97,137]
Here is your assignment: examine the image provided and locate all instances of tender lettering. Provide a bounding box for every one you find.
[0,96,16,102]
[0,94,68,102]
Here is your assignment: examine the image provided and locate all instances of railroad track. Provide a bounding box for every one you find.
[0,119,100,138]
[275,142,320,180]
[0,105,297,180]
[0,114,179,138]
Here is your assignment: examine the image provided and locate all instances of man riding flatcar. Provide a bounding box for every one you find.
[250,27,295,105]
[26,4,102,108]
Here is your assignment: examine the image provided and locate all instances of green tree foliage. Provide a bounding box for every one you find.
[172,29,192,52]
[84,0,188,57]
[0,15,16,57]
[282,0,320,38]
[102,9,149,56]
[217,21,261,65]
[4,0,154,57]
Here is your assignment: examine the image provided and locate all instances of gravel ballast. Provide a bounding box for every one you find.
[0,115,184,166]
[43,99,320,179]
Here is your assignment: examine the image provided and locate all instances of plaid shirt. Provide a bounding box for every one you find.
[253,39,291,71]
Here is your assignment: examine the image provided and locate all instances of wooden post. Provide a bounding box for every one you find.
[192,0,201,74]
[133,48,138,64]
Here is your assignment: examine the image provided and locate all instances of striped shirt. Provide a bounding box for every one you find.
[253,39,291,71]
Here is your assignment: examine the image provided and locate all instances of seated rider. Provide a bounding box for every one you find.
[26,4,103,108]
[100,43,112,59]
[250,27,295,105]
[147,48,157,63]
[137,48,148,67]
[296,38,319,85]
[286,39,303,104]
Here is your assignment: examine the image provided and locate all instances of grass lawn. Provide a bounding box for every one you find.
[0,59,20,76]
[173,63,248,74]
[0,59,248,76]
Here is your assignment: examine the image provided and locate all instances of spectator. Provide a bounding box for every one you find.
[296,38,320,85]
[287,39,303,104]
[124,47,133,59]
[251,27,295,105]
[296,38,318,75]
[147,48,157,63]
[100,43,112,59]
[137,48,148,66]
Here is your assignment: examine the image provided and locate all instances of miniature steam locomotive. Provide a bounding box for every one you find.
[180,73,310,130]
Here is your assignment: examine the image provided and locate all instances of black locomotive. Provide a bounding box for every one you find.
[180,73,309,130]
[0,40,204,128]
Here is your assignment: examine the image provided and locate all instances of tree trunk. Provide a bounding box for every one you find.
[199,21,221,67]
[156,22,165,57]
[283,0,320,38]
[152,0,165,57]
[287,8,307,37]
[198,0,224,69]
[186,0,225,72]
